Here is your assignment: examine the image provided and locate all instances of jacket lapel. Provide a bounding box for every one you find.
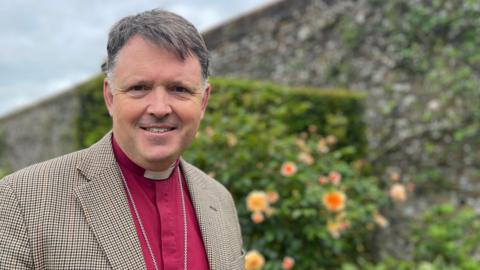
[180,160,228,269]
[74,133,145,270]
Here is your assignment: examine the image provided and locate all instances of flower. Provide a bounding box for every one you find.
[246,191,269,212]
[352,159,365,171]
[251,211,264,224]
[308,124,318,133]
[407,182,416,192]
[388,170,401,182]
[327,220,349,238]
[328,171,342,185]
[295,139,308,152]
[373,211,389,228]
[281,161,297,177]
[327,221,341,238]
[327,214,350,238]
[282,256,295,269]
[245,250,265,270]
[325,135,337,145]
[316,139,329,153]
[322,191,347,212]
[389,183,407,203]
[226,133,237,147]
[298,152,314,165]
[204,126,215,137]
[267,191,279,204]
[318,176,329,185]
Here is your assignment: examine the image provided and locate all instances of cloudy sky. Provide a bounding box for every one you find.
[0,0,274,117]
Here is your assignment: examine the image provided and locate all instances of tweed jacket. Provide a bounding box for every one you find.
[0,133,244,269]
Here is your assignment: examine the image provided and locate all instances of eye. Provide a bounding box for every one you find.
[130,84,149,92]
[124,84,151,97]
[172,86,191,93]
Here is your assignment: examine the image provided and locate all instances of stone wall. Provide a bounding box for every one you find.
[0,89,79,171]
[204,0,480,259]
[1,0,479,259]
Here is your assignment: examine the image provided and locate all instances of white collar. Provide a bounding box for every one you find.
[143,163,176,180]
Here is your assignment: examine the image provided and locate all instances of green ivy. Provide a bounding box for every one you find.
[366,0,480,195]
[183,78,383,268]
[343,203,480,269]
[75,77,368,158]
[75,74,111,148]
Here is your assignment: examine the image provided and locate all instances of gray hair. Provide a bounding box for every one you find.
[101,9,209,81]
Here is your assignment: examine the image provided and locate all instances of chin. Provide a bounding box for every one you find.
[144,149,180,164]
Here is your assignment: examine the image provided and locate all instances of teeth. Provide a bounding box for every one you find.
[145,127,171,133]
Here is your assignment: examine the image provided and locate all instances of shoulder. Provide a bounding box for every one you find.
[180,160,235,202]
[0,132,113,193]
[0,148,88,196]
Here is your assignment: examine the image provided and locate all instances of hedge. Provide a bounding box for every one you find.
[74,76,386,269]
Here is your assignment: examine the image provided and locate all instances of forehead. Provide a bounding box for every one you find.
[112,35,202,85]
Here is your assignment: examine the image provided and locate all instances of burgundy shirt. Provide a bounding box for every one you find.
[112,137,210,270]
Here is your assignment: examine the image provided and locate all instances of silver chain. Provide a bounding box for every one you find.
[121,166,187,270]
[178,166,188,270]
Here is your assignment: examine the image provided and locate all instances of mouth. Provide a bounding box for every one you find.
[141,127,176,134]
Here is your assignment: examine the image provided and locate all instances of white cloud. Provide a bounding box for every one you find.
[0,0,275,117]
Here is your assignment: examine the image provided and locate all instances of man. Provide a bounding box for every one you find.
[0,9,244,270]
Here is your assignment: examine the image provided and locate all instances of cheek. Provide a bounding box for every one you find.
[113,99,144,123]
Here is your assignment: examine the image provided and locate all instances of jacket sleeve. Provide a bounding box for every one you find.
[0,181,33,269]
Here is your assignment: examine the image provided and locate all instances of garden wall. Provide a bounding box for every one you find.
[1,0,479,261]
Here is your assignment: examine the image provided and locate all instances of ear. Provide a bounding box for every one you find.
[103,78,114,117]
[200,84,211,119]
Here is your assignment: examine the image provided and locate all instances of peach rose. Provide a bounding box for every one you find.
[328,171,342,185]
[251,211,264,224]
[389,183,407,203]
[281,161,297,177]
[245,250,265,270]
[267,191,279,204]
[247,191,269,212]
[282,256,295,269]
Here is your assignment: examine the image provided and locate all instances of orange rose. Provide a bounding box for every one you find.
[281,161,297,177]
[389,183,407,203]
[251,211,264,224]
[389,171,401,182]
[316,139,329,153]
[245,250,265,270]
[322,191,347,212]
[373,211,389,228]
[282,256,295,269]
[325,135,337,145]
[246,191,269,212]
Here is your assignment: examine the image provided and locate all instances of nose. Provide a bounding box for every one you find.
[145,87,172,118]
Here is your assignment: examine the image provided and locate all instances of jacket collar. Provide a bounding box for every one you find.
[74,132,145,269]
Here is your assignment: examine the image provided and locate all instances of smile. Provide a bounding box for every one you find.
[142,127,175,133]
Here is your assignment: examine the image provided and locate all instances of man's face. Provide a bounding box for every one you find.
[104,35,210,171]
